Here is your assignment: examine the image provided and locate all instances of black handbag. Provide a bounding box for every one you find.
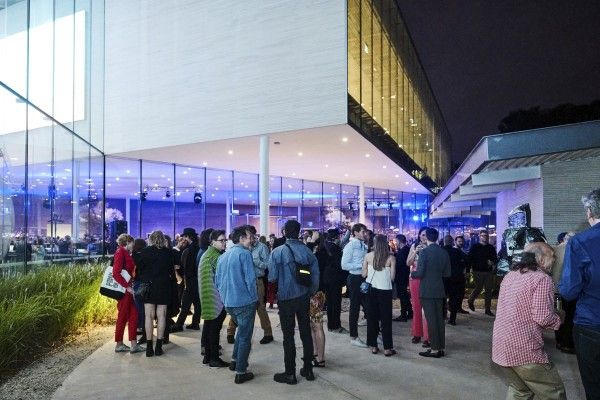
[135,281,152,301]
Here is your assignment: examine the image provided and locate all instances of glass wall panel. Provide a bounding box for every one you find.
[323,182,341,228]
[360,0,372,116]
[232,171,259,230]
[0,0,28,94]
[0,86,27,269]
[347,0,361,100]
[341,184,358,225]
[175,165,205,235]
[205,169,232,231]
[302,180,323,230]
[104,157,140,248]
[141,161,175,239]
[280,177,302,233]
[269,176,282,236]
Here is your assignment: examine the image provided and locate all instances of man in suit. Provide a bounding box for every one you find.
[412,228,451,358]
[393,234,413,322]
[442,235,469,325]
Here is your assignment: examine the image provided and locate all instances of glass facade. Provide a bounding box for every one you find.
[1,1,433,273]
[347,0,452,188]
[1,0,105,272]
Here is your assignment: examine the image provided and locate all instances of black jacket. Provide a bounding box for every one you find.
[394,245,411,284]
[443,245,468,279]
[468,243,498,272]
[323,241,347,286]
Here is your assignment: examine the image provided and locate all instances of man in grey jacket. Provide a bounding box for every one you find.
[412,227,451,358]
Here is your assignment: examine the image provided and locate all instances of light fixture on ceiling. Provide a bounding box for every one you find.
[227,150,233,155]
[341,137,348,143]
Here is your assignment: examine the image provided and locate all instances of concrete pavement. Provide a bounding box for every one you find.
[52,305,586,400]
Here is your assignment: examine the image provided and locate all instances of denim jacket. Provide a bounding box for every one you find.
[341,237,367,275]
[251,242,270,278]
[268,239,319,301]
[215,244,257,308]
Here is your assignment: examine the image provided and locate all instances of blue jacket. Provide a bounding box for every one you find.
[559,223,600,328]
[215,244,257,308]
[268,239,319,301]
[341,237,367,275]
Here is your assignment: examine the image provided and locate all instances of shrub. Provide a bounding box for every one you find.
[0,262,116,373]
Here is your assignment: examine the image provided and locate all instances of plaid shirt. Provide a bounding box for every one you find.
[492,269,562,367]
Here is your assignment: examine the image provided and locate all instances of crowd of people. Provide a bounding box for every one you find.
[107,187,599,399]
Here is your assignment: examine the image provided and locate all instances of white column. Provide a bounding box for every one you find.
[225,194,231,235]
[72,162,80,241]
[359,183,366,225]
[259,135,270,235]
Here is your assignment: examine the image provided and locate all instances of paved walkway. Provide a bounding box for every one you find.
[52,305,585,400]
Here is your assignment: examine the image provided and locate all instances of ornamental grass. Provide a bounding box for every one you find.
[0,262,116,373]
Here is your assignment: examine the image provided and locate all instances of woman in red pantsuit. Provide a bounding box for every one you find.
[112,234,144,354]
[407,228,429,346]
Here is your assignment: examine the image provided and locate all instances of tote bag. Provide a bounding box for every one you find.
[99,265,131,300]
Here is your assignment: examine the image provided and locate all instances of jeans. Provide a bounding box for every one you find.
[278,294,313,374]
[204,309,227,362]
[367,288,393,350]
[176,279,201,326]
[573,324,600,399]
[228,279,272,337]
[227,303,257,374]
[347,274,367,338]
[469,271,494,311]
[325,283,343,330]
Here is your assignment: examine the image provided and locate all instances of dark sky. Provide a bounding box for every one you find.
[396,1,600,166]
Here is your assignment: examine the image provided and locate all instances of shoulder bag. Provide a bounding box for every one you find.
[284,243,312,287]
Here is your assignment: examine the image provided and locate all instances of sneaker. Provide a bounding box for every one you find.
[357,318,367,327]
[115,344,131,353]
[235,372,255,384]
[350,337,368,348]
[130,343,146,354]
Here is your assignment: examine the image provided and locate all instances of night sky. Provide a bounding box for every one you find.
[396,1,600,166]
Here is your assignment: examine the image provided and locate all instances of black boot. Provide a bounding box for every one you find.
[146,342,154,357]
[300,357,315,381]
[155,339,164,356]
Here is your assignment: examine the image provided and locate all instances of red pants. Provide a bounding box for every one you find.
[409,278,429,340]
[115,292,138,342]
[266,282,278,305]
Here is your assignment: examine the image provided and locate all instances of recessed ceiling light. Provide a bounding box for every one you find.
[115,177,120,181]
[365,153,370,158]
[405,181,409,185]
[325,164,329,168]
[297,152,303,156]
[292,172,296,176]
[342,137,348,143]
[395,174,399,178]
[202,161,207,166]
[382,165,387,169]
[227,150,233,155]
[344,173,348,177]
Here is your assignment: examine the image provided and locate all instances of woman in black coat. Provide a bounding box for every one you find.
[136,230,176,357]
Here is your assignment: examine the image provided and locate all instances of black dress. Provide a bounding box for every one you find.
[137,246,175,305]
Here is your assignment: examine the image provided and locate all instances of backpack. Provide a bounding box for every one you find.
[284,244,312,287]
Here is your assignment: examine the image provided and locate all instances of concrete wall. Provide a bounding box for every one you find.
[542,157,600,242]
[104,0,348,155]
[495,179,544,250]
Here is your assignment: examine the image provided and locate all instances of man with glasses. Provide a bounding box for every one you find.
[226,225,274,345]
[468,230,498,316]
[559,188,600,400]
[215,225,257,384]
[341,223,369,347]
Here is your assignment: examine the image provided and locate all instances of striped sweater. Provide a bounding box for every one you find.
[198,246,224,320]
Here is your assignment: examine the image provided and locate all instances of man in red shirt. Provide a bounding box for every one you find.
[492,242,566,400]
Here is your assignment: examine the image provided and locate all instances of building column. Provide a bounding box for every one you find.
[125,196,131,234]
[359,183,366,225]
[259,135,270,235]
[225,194,231,235]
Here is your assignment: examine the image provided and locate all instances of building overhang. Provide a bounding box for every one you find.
[430,120,600,219]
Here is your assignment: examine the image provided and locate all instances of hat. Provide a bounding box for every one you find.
[182,227,198,237]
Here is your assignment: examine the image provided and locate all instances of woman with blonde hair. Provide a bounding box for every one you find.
[362,234,396,356]
[112,234,144,353]
[136,231,176,357]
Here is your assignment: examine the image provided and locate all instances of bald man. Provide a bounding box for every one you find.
[492,242,567,400]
